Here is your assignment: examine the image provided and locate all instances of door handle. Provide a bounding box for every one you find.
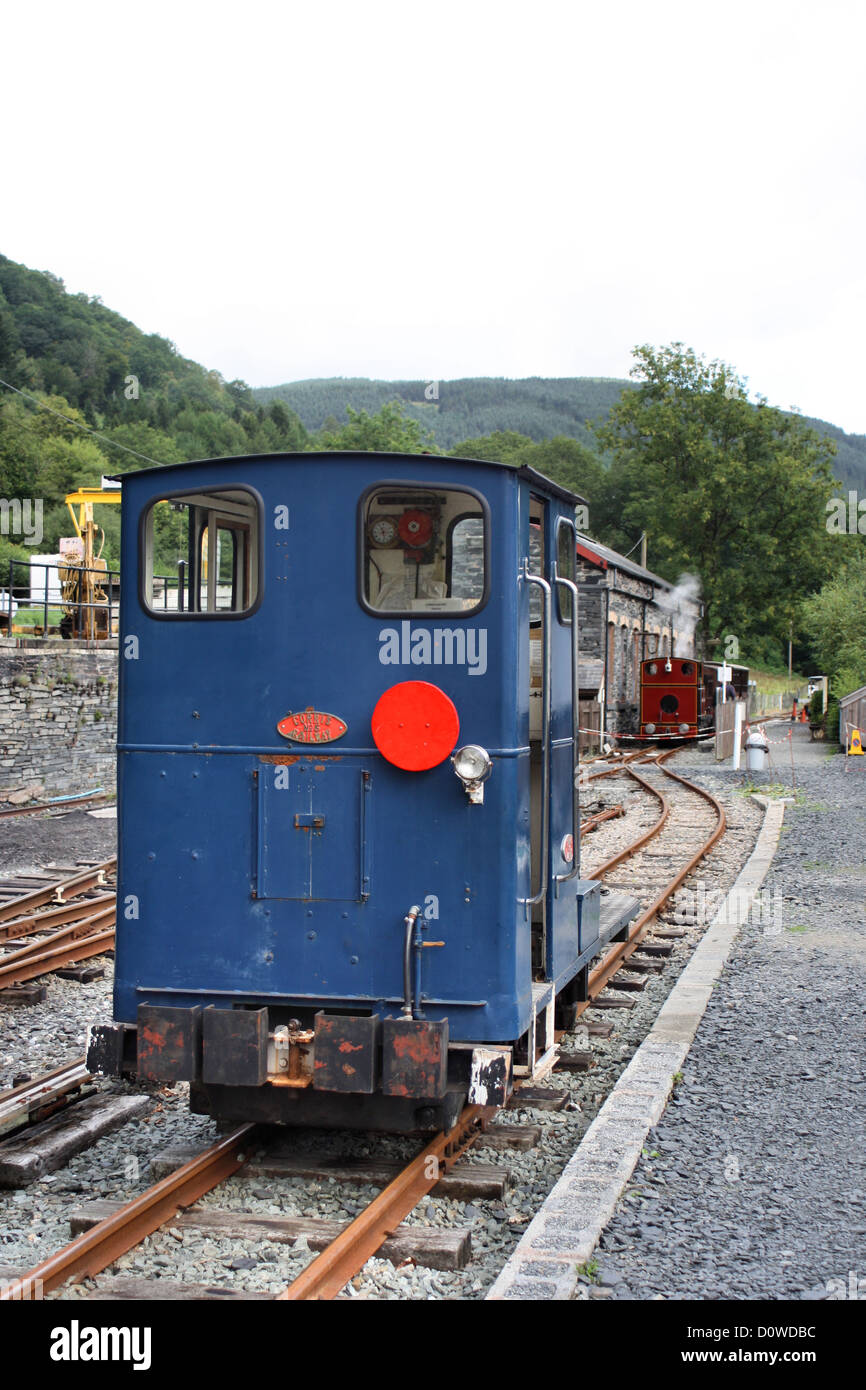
[520,560,551,909]
[554,569,580,890]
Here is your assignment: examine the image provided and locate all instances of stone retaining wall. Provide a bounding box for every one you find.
[0,641,118,804]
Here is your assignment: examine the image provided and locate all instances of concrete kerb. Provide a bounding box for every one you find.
[486,794,787,1300]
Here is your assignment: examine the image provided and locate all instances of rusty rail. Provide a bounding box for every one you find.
[0,860,116,925]
[587,768,670,880]
[0,925,115,989]
[0,893,115,945]
[277,1106,490,1301]
[0,1126,257,1300]
[0,1058,91,1138]
[580,804,625,836]
[578,756,726,1011]
[0,903,115,966]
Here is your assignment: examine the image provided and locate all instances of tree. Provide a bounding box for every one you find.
[801,555,866,696]
[101,422,182,470]
[595,344,838,652]
[520,437,607,515]
[450,431,607,523]
[450,430,535,463]
[312,401,434,453]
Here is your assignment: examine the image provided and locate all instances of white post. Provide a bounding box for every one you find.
[731,701,744,771]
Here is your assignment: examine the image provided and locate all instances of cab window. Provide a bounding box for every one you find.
[361,485,487,614]
[141,487,260,616]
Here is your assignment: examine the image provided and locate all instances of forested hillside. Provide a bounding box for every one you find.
[255,376,866,490]
[254,377,629,453]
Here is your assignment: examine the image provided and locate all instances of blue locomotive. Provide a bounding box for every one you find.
[87,451,637,1131]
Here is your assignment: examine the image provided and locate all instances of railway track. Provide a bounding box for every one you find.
[0,1060,93,1140]
[0,1109,495,1301]
[576,751,726,1012]
[0,753,749,1302]
[0,792,113,821]
[0,860,117,992]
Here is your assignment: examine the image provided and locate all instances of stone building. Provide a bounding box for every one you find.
[576,536,702,739]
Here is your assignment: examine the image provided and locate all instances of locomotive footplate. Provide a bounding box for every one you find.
[599,888,642,945]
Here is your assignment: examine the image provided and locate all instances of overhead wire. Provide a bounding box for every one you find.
[0,374,168,467]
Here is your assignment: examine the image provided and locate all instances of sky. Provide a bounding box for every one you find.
[3,0,866,433]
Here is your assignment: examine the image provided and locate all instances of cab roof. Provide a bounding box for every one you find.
[111,450,587,508]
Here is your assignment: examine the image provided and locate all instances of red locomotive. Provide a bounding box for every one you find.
[639,658,748,740]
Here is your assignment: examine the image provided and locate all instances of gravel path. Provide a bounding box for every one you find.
[0,806,116,876]
[586,724,866,1301]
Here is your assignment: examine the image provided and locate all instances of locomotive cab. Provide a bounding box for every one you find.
[88,452,639,1131]
[640,657,711,740]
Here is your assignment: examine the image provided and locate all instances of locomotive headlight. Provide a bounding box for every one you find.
[452,745,492,803]
[645,723,656,735]
[679,722,690,734]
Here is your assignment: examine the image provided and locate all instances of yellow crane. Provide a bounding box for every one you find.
[60,487,121,640]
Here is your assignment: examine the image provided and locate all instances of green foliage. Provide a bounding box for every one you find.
[521,438,607,519]
[595,344,838,652]
[808,689,824,722]
[449,431,607,513]
[0,533,30,569]
[742,633,788,670]
[312,402,434,453]
[801,553,866,696]
[450,429,535,463]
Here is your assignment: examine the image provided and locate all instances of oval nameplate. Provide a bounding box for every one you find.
[277,707,348,744]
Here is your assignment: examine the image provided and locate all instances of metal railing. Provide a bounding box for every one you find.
[0,557,121,639]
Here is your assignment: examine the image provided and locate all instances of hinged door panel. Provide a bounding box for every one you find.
[256,763,371,901]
